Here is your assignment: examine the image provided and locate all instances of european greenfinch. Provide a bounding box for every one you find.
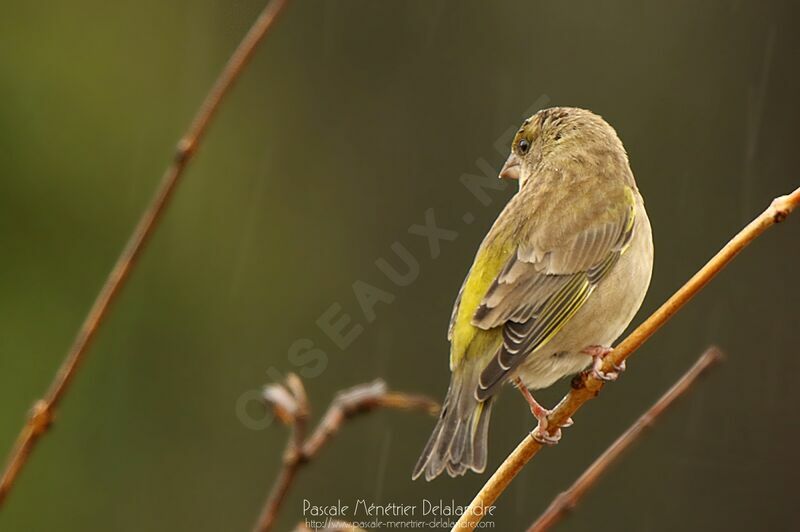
[413,107,653,481]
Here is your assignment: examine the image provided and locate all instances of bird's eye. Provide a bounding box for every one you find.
[517,138,530,154]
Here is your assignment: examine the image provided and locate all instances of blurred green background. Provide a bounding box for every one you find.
[1,1,799,530]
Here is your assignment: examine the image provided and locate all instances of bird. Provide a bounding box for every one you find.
[413,107,653,481]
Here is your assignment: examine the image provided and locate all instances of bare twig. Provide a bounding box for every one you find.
[528,346,724,532]
[453,187,800,531]
[254,376,438,532]
[0,0,292,507]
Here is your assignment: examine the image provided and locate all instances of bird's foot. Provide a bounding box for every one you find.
[531,416,572,445]
[582,345,625,382]
[514,377,571,445]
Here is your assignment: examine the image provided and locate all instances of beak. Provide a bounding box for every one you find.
[499,154,521,180]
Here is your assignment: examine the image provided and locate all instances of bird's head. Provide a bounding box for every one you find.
[499,107,630,189]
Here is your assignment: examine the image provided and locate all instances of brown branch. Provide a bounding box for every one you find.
[0,0,292,507]
[453,186,800,531]
[254,376,438,532]
[528,346,723,532]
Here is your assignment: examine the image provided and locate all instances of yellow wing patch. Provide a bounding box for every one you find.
[450,239,515,368]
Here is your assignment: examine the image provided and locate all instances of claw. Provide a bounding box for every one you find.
[531,424,561,445]
[593,359,626,381]
[583,345,625,382]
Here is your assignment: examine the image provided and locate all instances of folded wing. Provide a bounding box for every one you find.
[473,186,637,400]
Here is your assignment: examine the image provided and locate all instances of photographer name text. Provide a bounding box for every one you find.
[302,498,496,518]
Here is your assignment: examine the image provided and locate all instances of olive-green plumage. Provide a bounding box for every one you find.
[413,107,653,481]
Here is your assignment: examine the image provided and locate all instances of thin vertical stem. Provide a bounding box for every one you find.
[0,0,292,507]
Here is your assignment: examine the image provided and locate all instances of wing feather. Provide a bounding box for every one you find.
[474,188,636,400]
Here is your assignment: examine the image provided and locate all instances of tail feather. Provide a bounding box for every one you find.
[449,418,469,463]
[412,371,494,481]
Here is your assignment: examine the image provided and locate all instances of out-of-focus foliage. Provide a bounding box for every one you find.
[1,1,798,530]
